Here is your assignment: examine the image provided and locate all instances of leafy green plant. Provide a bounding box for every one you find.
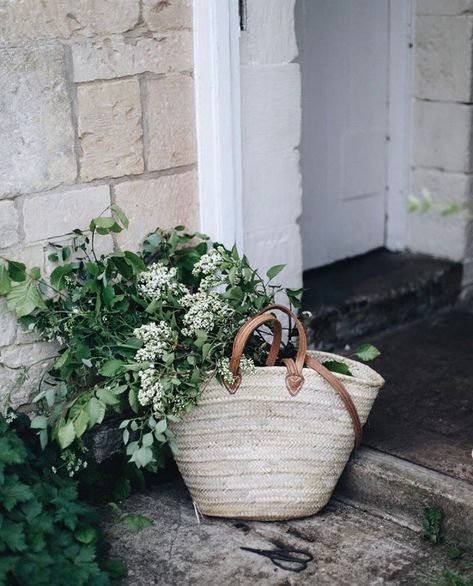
[0,412,122,585]
[0,207,303,471]
[322,343,381,376]
[423,506,443,544]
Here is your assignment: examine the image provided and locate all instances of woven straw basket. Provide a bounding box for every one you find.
[171,305,384,521]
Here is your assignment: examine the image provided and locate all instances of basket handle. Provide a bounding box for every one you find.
[224,304,307,395]
[223,313,283,393]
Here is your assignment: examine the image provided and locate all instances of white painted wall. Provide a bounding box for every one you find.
[239,0,303,290]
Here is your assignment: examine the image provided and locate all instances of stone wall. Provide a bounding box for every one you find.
[409,0,473,271]
[240,0,303,291]
[0,0,198,406]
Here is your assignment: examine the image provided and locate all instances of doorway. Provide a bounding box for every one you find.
[296,0,411,270]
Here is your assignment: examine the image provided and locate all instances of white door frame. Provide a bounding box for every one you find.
[192,0,244,250]
[386,0,413,251]
[192,0,412,256]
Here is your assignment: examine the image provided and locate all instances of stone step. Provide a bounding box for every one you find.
[302,248,462,350]
[108,481,453,586]
[335,447,473,539]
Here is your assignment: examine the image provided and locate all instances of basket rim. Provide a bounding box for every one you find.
[228,350,384,389]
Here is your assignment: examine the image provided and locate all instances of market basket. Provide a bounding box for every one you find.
[171,304,384,520]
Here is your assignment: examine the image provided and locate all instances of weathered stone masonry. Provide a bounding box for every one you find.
[410,0,473,304]
[0,0,198,405]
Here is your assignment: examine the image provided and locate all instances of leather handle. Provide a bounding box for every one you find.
[304,354,362,450]
[225,304,308,396]
[260,305,307,372]
[224,314,283,393]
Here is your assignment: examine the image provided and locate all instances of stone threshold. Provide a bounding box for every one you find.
[336,447,473,539]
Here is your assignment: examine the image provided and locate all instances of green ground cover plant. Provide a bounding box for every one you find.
[0,412,126,586]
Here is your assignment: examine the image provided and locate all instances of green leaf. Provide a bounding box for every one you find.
[102,283,115,307]
[101,559,127,579]
[73,410,90,437]
[99,359,125,377]
[266,264,285,280]
[74,526,97,544]
[0,477,33,511]
[128,388,140,413]
[96,387,120,406]
[113,477,131,501]
[132,446,153,468]
[87,398,106,427]
[154,419,167,434]
[50,264,73,290]
[90,216,122,234]
[30,415,48,429]
[6,278,47,317]
[54,348,71,369]
[0,265,12,295]
[58,420,76,449]
[111,203,129,229]
[323,360,352,376]
[124,251,148,273]
[353,344,381,362]
[123,513,153,534]
[7,260,26,282]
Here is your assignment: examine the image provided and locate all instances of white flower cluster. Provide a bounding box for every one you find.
[217,355,256,385]
[192,249,222,276]
[138,367,165,416]
[192,248,225,291]
[60,449,88,478]
[181,291,232,336]
[137,263,185,298]
[133,321,173,362]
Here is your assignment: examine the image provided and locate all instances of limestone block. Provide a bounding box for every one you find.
[2,245,46,271]
[408,168,471,261]
[114,170,199,250]
[143,0,193,31]
[0,0,139,45]
[71,32,193,83]
[0,341,58,406]
[77,79,144,181]
[145,74,197,171]
[23,185,110,243]
[0,299,17,348]
[0,201,19,248]
[240,0,298,65]
[241,64,301,157]
[413,100,473,172]
[0,45,76,198]
[415,16,473,102]
[416,0,473,16]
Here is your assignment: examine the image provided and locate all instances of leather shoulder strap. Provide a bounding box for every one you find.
[304,354,362,450]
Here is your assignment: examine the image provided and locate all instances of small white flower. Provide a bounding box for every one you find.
[137,263,186,298]
[192,249,222,277]
[181,291,232,336]
[137,367,166,417]
[217,355,255,384]
[133,321,173,362]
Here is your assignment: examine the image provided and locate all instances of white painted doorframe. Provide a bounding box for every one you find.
[192,0,244,250]
[386,0,413,251]
[193,0,412,257]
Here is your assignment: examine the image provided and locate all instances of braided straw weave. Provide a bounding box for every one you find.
[171,306,384,521]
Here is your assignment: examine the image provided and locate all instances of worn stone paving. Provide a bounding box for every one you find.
[109,482,449,586]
